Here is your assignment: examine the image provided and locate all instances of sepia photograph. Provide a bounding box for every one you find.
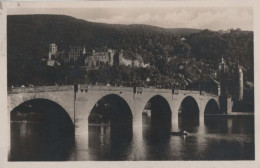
[0,1,259,166]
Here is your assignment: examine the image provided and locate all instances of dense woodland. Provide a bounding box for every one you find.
[7,15,253,91]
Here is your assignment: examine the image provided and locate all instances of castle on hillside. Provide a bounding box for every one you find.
[118,51,149,68]
[47,43,87,66]
[85,49,115,69]
[68,46,86,62]
[47,43,149,69]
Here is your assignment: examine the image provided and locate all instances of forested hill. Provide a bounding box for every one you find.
[7,15,253,87]
[7,14,200,58]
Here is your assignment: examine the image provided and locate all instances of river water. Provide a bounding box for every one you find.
[9,115,254,161]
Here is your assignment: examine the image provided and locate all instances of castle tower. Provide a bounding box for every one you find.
[47,43,57,66]
[234,61,244,101]
[49,43,57,57]
[108,49,115,66]
[48,43,57,60]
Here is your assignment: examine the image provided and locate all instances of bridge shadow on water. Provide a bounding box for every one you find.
[88,125,133,160]
[9,99,75,161]
[178,96,200,133]
[204,115,228,134]
[142,95,172,147]
[87,94,133,160]
[142,115,172,159]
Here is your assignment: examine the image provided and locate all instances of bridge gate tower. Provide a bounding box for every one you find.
[219,57,228,113]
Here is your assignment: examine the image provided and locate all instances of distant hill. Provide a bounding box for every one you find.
[126,24,201,34]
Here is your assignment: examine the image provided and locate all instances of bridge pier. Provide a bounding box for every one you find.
[198,114,206,134]
[131,97,145,143]
[74,99,90,135]
[171,111,179,132]
[132,117,143,147]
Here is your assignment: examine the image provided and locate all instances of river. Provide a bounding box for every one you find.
[9,115,254,161]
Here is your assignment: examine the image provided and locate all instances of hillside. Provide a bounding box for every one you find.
[7,15,253,89]
[7,14,200,58]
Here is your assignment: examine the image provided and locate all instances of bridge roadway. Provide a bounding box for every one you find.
[7,85,232,135]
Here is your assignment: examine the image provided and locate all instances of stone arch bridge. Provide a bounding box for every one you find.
[8,85,232,135]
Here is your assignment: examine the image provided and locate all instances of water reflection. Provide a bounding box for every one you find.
[204,116,228,134]
[142,117,171,143]
[178,96,200,133]
[142,118,172,160]
[10,121,74,161]
[87,125,132,160]
[9,99,75,161]
[86,94,134,160]
[231,117,254,134]
[178,116,200,133]
[10,115,254,161]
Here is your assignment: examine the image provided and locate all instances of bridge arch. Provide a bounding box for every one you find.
[178,96,200,116]
[142,95,172,133]
[178,96,200,131]
[8,91,75,124]
[10,98,75,160]
[141,94,172,114]
[204,99,220,114]
[88,94,133,139]
[11,98,74,127]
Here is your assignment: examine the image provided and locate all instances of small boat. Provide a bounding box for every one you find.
[171,130,189,136]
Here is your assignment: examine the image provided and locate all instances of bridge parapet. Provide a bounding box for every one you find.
[8,85,219,98]
[8,85,74,94]
[175,90,200,95]
[79,85,133,92]
[203,93,219,98]
[142,87,171,94]
[174,90,218,97]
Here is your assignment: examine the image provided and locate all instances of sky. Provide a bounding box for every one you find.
[8,7,253,31]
